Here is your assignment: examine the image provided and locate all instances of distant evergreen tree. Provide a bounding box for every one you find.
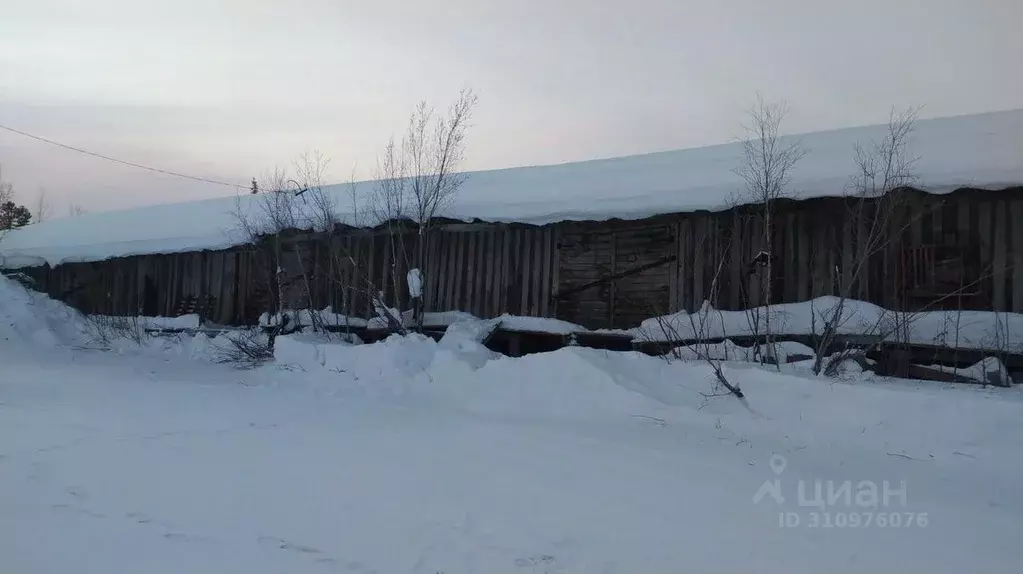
[0,201,31,229]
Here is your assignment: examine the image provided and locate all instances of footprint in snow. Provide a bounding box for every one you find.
[257,535,323,554]
[515,555,556,568]
[51,502,104,519]
[65,486,88,501]
[126,511,154,524]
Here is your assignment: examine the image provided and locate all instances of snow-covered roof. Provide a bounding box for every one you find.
[2,109,1022,269]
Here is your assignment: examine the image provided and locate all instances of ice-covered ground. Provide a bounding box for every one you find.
[3,275,1023,573]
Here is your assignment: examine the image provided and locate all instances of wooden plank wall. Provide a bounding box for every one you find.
[556,221,674,329]
[17,247,260,325]
[273,225,560,321]
[557,226,614,328]
[426,226,559,318]
[10,187,1023,329]
[668,188,1023,316]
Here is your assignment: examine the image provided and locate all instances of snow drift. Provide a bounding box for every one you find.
[633,297,1023,354]
[0,273,94,348]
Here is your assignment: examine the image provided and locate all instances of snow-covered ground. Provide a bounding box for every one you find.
[3,276,1023,573]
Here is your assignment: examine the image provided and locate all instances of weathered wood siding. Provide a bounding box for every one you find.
[668,188,1023,314]
[11,187,1023,329]
[556,221,674,329]
[266,224,560,320]
[553,188,1023,327]
[426,225,559,317]
[16,247,261,325]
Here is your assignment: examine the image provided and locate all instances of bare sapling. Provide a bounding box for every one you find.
[735,97,805,364]
[372,136,412,327]
[0,165,12,207]
[370,88,478,331]
[213,330,275,368]
[649,232,745,399]
[34,187,52,224]
[291,150,333,334]
[231,166,302,345]
[296,157,399,336]
[303,161,371,335]
[812,108,919,375]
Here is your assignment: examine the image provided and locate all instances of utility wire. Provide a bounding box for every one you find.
[0,123,248,190]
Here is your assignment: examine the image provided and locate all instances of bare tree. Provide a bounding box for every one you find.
[370,88,478,328]
[230,166,303,345]
[68,202,87,217]
[311,164,382,334]
[346,164,362,228]
[735,97,806,362]
[644,230,745,399]
[233,153,381,339]
[812,108,919,375]
[292,150,380,335]
[295,150,333,231]
[33,187,52,223]
[372,136,411,322]
[287,152,332,333]
[0,165,12,206]
[0,166,12,242]
[407,89,477,232]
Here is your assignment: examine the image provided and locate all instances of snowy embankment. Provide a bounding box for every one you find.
[3,274,1023,573]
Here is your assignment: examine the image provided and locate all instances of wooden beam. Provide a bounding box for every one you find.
[541,227,553,317]
[550,227,560,318]
[993,200,1007,310]
[1012,201,1023,313]
[531,229,543,316]
[553,255,677,301]
[519,229,531,315]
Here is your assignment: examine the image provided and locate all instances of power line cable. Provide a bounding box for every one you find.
[0,122,247,190]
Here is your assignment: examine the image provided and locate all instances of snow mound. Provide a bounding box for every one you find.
[444,348,675,420]
[0,273,94,348]
[671,340,816,363]
[272,327,699,421]
[436,317,502,369]
[495,313,587,334]
[260,308,369,329]
[931,356,1015,386]
[90,314,202,330]
[635,296,1023,355]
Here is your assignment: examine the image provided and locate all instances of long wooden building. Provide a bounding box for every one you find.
[3,110,1022,329]
[6,186,1023,330]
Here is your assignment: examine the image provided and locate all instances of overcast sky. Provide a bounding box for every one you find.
[1,0,1021,215]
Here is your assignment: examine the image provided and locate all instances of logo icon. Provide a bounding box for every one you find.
[753,454,787,505]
